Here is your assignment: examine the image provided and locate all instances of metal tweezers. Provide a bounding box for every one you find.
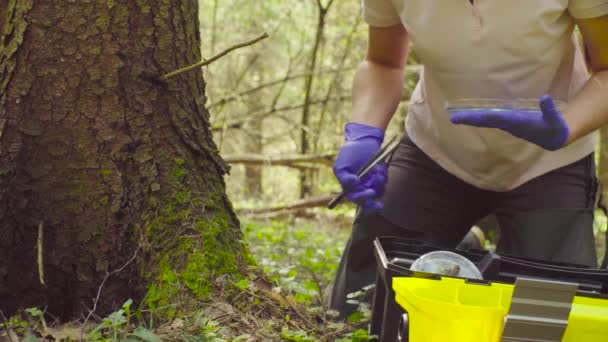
[327,135,400,209]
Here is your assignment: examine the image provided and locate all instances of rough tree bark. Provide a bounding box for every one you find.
[0,0,253,319]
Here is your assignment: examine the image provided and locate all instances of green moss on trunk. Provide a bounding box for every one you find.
[142,163,256,318]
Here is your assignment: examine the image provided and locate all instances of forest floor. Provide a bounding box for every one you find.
[4,206,606,341]
[1,209,374,342]
[181,210,375,341]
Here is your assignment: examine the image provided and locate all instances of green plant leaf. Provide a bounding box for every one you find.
[235,279,249,290]
[347,311,365,323]
[25,307,42,317]
[122,298,133,309]
[303,280,318,292]
[106,309,127,327]
[22,336,39,342]
[281,327,314,342]
[352,328,371,342]
[293,293,311,303]
[132,326,162,342]
[123,298,133,317]
[88,331,103,340]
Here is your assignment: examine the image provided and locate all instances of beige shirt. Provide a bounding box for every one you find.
[363,0,608,191]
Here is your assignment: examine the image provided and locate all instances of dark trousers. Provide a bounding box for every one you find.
[329,136,598,318]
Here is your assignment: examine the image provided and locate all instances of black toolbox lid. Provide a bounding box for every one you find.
[374,236,608,298]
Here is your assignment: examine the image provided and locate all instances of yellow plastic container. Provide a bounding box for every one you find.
[562,296,608,341]
[392,277,608,342]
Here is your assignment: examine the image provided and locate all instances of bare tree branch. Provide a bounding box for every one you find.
[300,0,333,197]
[211,0,219,52]
[160,33,269,80]
[315,0,323,10]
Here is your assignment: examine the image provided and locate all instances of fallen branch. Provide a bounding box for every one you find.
[223,153,336,168]
[237,194,335,215]
[80,246,141,341]
[160,32,269,80]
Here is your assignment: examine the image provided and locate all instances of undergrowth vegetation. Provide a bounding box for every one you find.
[230,213,376,341]
[242,216,345,308]
[3,210,378,341]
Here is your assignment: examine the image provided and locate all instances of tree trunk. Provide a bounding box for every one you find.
[299,1,333,199]
[0,0,253,319]
[244,119,263,197]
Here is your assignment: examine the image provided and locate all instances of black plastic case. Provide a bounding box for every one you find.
[370,236,608,342]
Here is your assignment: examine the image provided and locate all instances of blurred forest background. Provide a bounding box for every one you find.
[199,0,418,207]
[198,0,607,247]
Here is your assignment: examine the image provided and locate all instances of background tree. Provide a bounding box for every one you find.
[0,0,254,318]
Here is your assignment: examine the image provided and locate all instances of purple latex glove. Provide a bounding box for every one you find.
[450,95,570,151]
[333,122,388,211]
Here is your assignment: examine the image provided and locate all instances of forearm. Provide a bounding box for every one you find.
[563,70,608,144]
[351,60,406,131]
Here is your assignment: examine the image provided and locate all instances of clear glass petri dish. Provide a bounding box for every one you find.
[410,251,483,279]
[445,98,567,114]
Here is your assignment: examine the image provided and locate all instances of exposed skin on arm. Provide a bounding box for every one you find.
[563,14,608,145]
[351,24,409,130]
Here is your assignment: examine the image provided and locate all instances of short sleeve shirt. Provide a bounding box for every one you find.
[362,0,608,191]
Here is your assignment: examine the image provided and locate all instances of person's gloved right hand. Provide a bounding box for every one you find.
[333,122,388,211]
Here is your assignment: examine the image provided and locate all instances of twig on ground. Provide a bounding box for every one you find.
[79,246,141,341]
[159,33,269,80]
[0,311,15,342]
[34,306,49,334]
[231,279,319,331]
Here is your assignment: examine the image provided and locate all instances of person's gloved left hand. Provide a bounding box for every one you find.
[450,95,570,151]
